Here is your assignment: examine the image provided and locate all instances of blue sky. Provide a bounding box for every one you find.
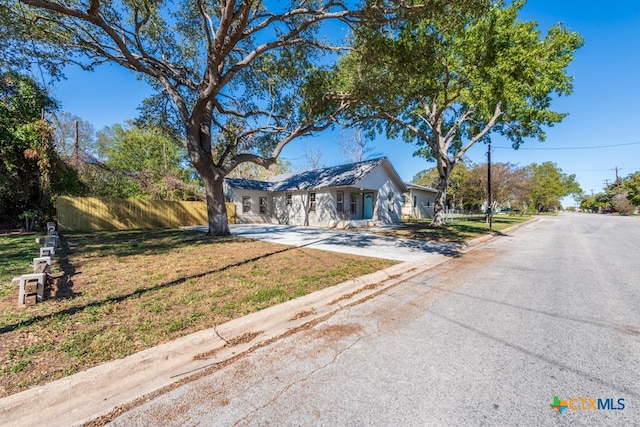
[50,1,640,205]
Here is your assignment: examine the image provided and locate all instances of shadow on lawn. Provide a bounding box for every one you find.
[46,229,244,300]
[65,229,217,258]
[0,243,296,335]
[377,217,519,244]
[376,223,474,244]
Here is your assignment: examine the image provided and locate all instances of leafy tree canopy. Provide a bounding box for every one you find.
[333,0,583,225]
[10,0,438,234]
[89,123,201,200]
[527,161,581,212]
[622,172,640,207]
[0,71,78,226]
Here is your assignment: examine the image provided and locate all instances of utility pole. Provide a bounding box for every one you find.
[614,166,622,194]
[72,120,80,167]
[487,142,492,230]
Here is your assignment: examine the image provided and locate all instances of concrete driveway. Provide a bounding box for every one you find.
[190,224,461,262]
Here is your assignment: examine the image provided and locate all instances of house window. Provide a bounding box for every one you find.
[401,195,406,206]
[336,191,344,212]
[259,197,267,214]
[350,194,357,214]
[242,196,251,214]
[413,195,417,207]
[286,193,292,206]
[387,191,394,212]
[309,192,316,212]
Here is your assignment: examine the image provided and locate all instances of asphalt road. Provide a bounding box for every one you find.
[109,213,640,426]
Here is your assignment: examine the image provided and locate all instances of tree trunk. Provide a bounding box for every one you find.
[203,175,230,236]
[431,173,449,227]
[186,121,230,236]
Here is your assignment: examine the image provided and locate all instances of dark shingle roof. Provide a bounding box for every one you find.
[224,178,271,191]
[272,157,386,191]
[226,157,391,192]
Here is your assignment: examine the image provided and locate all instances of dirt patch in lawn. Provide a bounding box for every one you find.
[0,229,396,397]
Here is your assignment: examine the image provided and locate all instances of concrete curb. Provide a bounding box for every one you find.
[0,218,536,427]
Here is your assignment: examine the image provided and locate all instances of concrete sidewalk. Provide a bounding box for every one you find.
[0,220,534,427]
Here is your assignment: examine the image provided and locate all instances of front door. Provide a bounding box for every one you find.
[363,192,374,219]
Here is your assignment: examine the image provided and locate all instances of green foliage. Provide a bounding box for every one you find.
[11,0,382,234]
[0,2,68,78]
[0,71,78,226]
[580,196,598,212]
[0,233,40,286]
[527,162,582,211]
[227,158,292,181]
[335,0,583,225]
[622,172,640,206]
[413,162,470,205]
[84,123,201,200]
[339,0,582,149]
[413,161,547,212]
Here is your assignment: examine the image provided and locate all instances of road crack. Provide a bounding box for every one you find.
[232,331,366,426]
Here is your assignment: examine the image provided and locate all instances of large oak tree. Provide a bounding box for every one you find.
[335,0,583,226]
[8,0,433,235]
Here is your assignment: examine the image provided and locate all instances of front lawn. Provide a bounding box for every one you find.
[0,233,41,293]
[375,214,532,243]
[0,229,396,397]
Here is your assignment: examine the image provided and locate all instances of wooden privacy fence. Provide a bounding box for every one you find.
[57,196,236,231]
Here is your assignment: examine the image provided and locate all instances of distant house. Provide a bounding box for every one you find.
[224,157,407,228]
[402,183,438,220]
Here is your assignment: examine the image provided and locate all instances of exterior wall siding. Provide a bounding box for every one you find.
[353,163,403,224]
[353,163,393,190]
[231,188,274,224]
[402,188,437,219]
[273,190,342,226]
[227,159,407,227]
[375,180,403,224]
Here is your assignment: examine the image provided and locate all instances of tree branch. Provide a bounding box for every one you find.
[454,102,503,163]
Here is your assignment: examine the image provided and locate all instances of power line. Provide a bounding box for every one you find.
[492,141,640,150]
[564,167,640,173]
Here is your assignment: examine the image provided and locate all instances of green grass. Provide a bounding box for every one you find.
[0,233,42,293]
[376,214,532,243]
[0,229,396,397]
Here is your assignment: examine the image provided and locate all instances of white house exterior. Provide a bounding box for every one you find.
[402,183,438,219]
[225,157,408,228]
